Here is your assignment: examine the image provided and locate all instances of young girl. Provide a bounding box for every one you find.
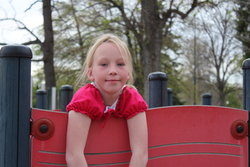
[66,34,148,167]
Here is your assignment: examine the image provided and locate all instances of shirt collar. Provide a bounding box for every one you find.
[91,82,125,113]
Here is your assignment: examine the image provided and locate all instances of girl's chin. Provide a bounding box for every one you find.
[102,87,124,95]
[104,89,122,95]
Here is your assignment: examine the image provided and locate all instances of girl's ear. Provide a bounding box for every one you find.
[87,68,94,81]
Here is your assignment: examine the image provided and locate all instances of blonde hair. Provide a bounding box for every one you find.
[76,34,134,87]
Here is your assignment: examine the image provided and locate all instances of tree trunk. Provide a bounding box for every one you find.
[235,0,250,59]
[42,0,56,89]
[217,79,226,106]
[141,0,163,100]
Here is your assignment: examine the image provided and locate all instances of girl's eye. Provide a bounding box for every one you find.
[100,63,107,66]
[117,63,125,66]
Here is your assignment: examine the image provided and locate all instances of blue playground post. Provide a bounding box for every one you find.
[242,58,250,167]
[243,58,250,111]
[60,85,73,112]
[202,93,212,105]
[36,89,47,109]
[167,88,173,106]
[148,72,168,108]
[0,45,32,167]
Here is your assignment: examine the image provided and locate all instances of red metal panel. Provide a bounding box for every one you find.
[31,106,248,167]
[146,106,248,167]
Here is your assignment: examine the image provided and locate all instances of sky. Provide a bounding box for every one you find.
[0,0,43,44]
[0,0,43,74]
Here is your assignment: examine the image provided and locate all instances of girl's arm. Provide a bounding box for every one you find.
[127,112,148,167]
[66,110,91,167]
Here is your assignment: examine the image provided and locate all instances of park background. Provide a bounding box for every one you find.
[0,0,249,109]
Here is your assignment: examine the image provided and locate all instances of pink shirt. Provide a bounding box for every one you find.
[66,83,148,120]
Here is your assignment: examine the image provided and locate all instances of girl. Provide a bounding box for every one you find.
[66,34,148,167]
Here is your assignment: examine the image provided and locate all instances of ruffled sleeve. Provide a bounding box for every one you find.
[66,84,104,120]
[115,86,148,119]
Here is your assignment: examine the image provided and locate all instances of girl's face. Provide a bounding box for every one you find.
[88,42,130,97]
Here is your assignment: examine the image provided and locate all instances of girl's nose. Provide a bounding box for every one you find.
[109,65,117,75]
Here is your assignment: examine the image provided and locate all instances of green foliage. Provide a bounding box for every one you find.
[31,67,45,108]
[235,0,250,59]
[225,87,242,109]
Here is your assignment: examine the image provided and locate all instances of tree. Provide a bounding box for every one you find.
[42,0,56,89]
[198,4,241,106]
[178,2,242,106]
[180,37,212,105]
[0,0,56,89]
[235,0,250,59]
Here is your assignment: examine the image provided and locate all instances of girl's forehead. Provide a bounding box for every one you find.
[93,42,127,60]
[96,42,119,52]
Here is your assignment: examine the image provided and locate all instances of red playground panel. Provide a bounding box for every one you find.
[31,106,248,167]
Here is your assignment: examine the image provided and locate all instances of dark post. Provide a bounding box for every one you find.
[60,85,73,112]
[148,72,168,108]
[243,58,250,111]
[167,88,173,106]
[202,93,212,105]
[36,89,47,109]
[242,58,250,167]
[0,45,32,167]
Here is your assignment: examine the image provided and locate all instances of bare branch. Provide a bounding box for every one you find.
[105,0,141,39]
[0,18,42,45]
[22,39,42,45]
[24,0,41,12]
[163,0,216,21]
[31,58,43,62]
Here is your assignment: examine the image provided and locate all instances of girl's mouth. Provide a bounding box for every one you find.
[106,80,120,82]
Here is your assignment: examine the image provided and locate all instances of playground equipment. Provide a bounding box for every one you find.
[0,45,249,167]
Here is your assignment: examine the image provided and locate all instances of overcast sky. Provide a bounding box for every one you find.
[0,0,43,75]
[0,0,43,45]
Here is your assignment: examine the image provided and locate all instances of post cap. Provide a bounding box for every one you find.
[36,89,47,95]
[242,58,250,69]
[0,45,32,58]
[60,85,73,91]
[202,93,212,98]
[167,88,173,93]
[148,72,168,81]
